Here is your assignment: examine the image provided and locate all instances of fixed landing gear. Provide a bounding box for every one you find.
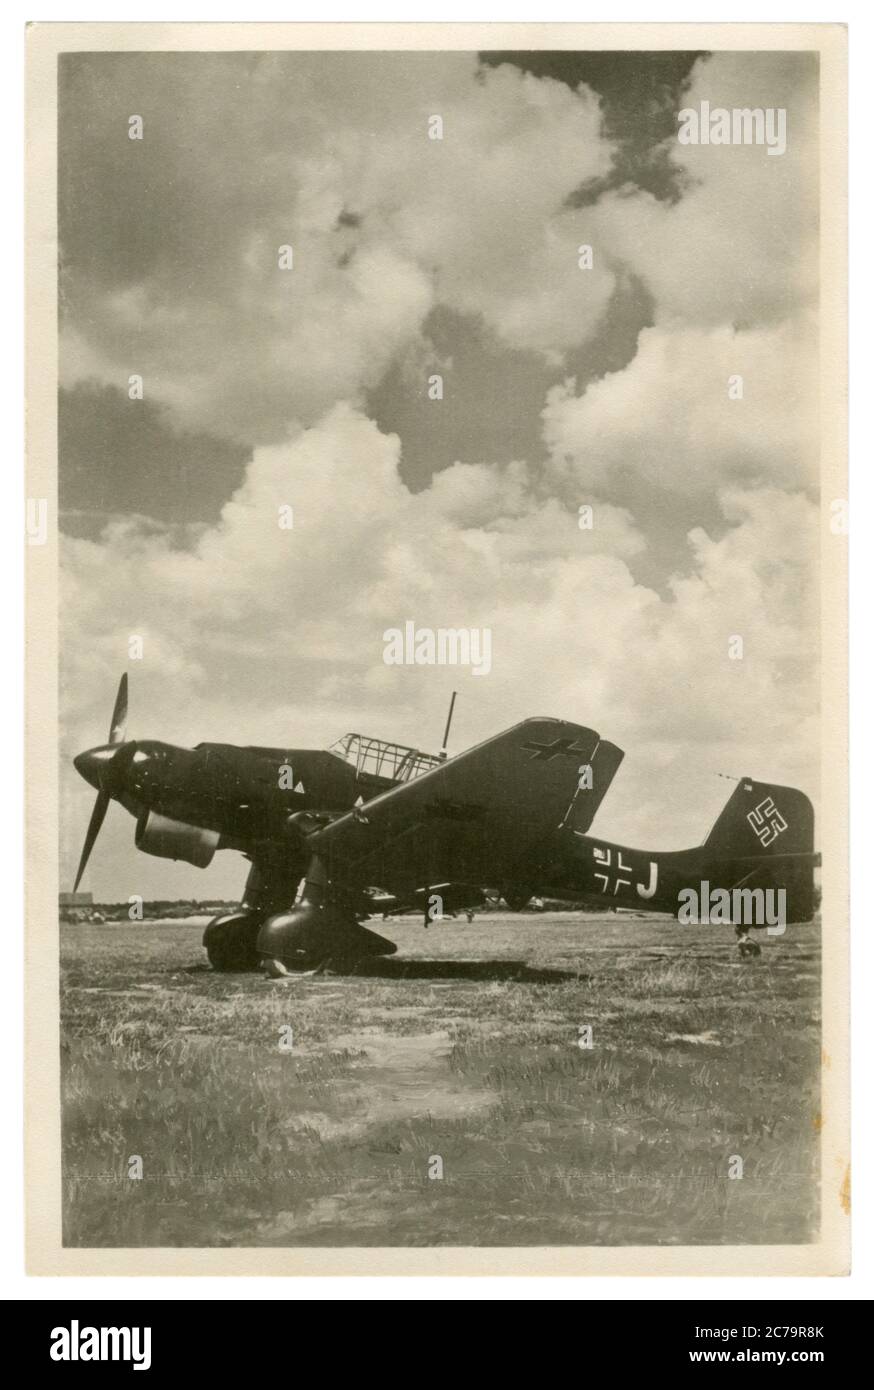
[205,854,398,976]
[203,911,264,972]
[735,924,762,959]
[257,900,397,974]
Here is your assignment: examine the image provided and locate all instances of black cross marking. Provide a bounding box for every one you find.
[521,736,590,762]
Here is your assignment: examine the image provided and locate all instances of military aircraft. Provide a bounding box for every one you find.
[72,675,819,972]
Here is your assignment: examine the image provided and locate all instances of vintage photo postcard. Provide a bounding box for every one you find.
[25,21,848,1276]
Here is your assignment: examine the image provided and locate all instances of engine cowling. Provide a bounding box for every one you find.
[135,811,220,868]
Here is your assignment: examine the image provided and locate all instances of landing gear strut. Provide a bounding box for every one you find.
[735,924,762,958]
[254,853,398,973]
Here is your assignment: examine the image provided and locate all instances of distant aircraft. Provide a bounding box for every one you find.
[72,675,819,972]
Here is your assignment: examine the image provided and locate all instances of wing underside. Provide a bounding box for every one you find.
[308,718,623,898]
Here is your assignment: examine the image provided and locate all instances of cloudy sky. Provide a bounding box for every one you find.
[58,48,820,901]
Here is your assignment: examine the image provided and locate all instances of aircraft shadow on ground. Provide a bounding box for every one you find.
[343,958,583,984]
[181,958,585,984]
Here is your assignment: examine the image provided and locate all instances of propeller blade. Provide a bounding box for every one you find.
[73,789,110,893]
[102,737,138,794]
[72,740,138,891]
[72,677,136,892]
[108,673,128,746]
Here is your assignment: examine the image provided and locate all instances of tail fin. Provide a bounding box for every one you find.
[704,779,817,926]
[704,779,814,858]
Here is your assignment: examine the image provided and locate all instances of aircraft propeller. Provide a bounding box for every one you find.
[107,670,128,746]
[72,674,136,892]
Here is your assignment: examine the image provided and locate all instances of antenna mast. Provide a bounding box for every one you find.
[438,691,457,761]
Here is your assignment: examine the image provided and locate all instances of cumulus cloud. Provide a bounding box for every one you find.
[542,316,819,500]
[540,50,821,508]
[584,50,819,329]
[60,53,615,444]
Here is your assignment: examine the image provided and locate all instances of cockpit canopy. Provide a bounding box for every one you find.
[327,733,441,784]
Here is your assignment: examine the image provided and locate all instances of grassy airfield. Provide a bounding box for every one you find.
[59,912,821,1248]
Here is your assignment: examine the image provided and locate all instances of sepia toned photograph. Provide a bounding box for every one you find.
[25,21,848,1275]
